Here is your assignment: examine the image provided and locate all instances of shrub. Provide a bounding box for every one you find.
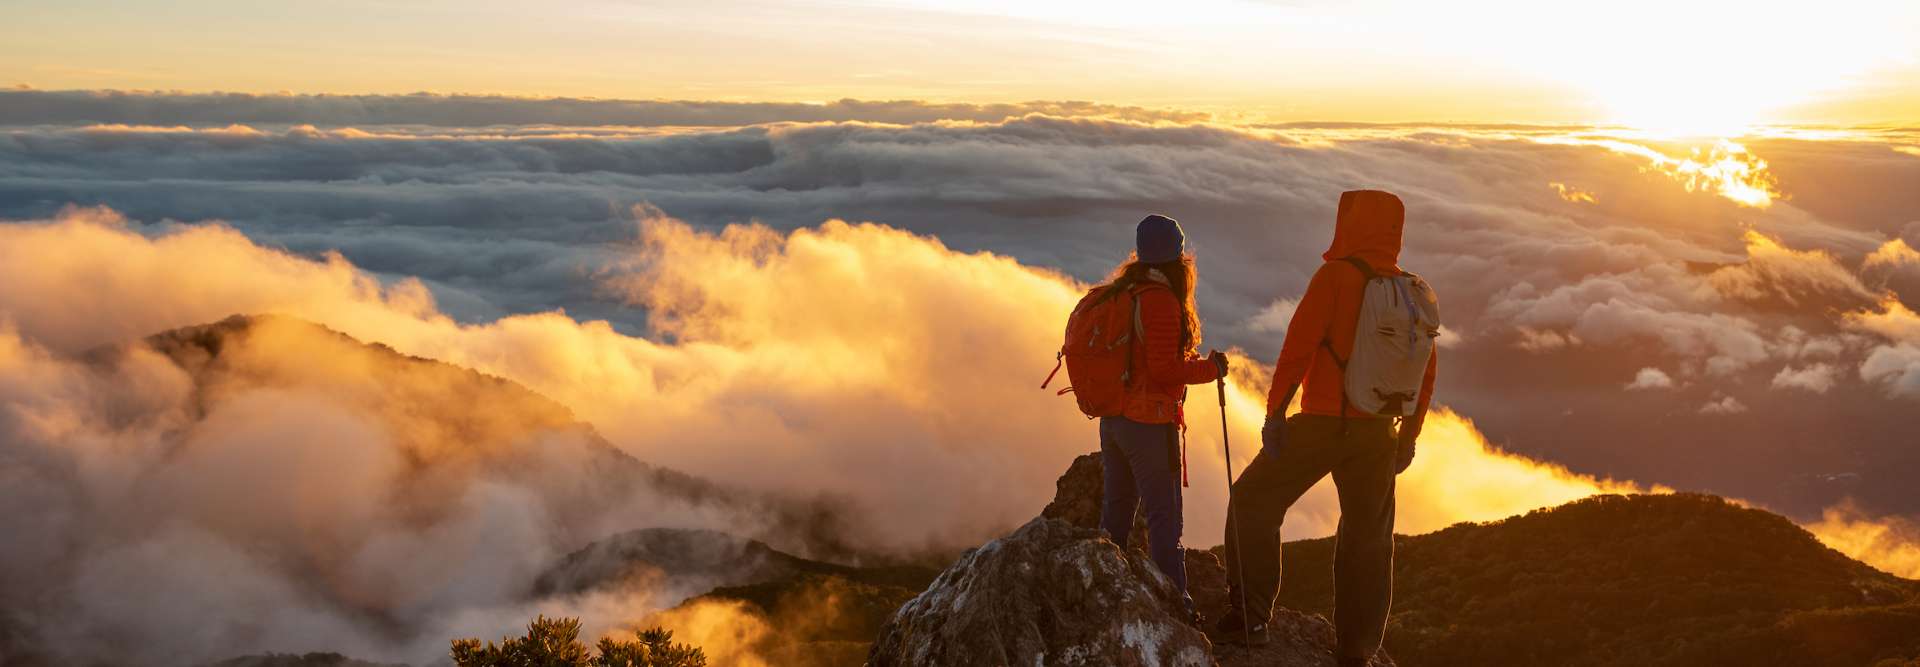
[450,615,706,667]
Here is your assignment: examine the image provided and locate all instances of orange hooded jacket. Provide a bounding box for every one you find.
[1265,190,1439,439]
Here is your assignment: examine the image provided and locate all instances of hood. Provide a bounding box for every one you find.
[1321,189,1405,272]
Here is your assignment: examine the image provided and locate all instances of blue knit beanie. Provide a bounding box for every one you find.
[1135,214,1185,264]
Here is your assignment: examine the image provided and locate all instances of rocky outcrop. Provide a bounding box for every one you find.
[1047,451,1392,667]
[1183,549,1394,667]
[867,517,1213,666]
[872,451,1392,667]
[1040,451,1149,548]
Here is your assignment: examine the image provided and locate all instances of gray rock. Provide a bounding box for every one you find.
[867,517,1214,667]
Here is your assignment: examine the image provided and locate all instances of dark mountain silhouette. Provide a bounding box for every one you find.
[1265,492,1920,666]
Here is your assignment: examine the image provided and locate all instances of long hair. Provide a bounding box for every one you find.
[1097,252,1201,356]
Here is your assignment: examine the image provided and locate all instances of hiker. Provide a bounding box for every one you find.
[1046,214,1227,619]
[1217,190,1440,666]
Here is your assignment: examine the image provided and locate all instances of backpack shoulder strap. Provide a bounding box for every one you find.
[1339,256,1378,280]
[1123,281,1175,387]
[1126,282,1161,342]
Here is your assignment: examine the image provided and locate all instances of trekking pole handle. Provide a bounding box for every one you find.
[1212,349,1227,406]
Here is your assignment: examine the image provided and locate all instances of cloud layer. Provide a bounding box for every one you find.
[5,109,1918,516]
[0,209,1699,663]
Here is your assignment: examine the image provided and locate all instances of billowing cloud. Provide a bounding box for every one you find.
[1491,265,1774,375]
[1803,502,1920,579]
[1625,367,1675,390]
[1846,298,1920,343]
[1844,298,1920,398]
[1699,394,1749,414]
[1706,231,1876,305]
[1770,325,1853,360]
[1770,363,1841,393]
[1244,298,1298,333]
[1863,238,1920,270]
[1858,344,1920,398]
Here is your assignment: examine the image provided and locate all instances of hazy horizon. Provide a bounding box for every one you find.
[7,0,1920,131]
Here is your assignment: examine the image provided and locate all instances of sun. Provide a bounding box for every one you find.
[1419,0,1917,135]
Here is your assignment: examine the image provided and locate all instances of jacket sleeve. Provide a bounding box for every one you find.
[1137,288,1219,386]
[1402,346,1440,441]
[1265,263,1338,414]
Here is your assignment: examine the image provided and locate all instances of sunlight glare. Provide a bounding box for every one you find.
[1536,136,1780,207]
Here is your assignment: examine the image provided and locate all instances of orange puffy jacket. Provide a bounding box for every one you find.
[1265,190,1439,439]
[1124,276,1220,425]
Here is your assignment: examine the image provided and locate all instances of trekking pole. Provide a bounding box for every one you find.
[1215,353,1251,641]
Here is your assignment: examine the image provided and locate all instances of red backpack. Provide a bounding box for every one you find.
[1041,282,1148,418]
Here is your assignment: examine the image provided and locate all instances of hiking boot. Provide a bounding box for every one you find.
[1212,604,1269,646]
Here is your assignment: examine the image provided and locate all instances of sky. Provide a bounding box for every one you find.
[5,0,1920,129]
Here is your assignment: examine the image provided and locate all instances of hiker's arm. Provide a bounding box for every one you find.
[1264,264,1337,415]
[1137,289,1219,385]
[1401,346,1440,442]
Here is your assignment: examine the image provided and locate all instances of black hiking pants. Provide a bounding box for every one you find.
[1223,413,1396,659]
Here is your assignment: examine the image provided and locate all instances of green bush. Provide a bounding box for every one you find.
[450,615,706,667]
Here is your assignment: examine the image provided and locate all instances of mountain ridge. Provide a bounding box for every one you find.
[1267,492,1920,666]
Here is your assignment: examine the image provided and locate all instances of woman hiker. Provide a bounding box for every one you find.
[1095,214,1229,621]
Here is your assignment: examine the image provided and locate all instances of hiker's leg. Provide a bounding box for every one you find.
[1329,418,1398,661]
[1113,418,1188,593]
[1224,414,1341,620]
[1098,417,1141,549]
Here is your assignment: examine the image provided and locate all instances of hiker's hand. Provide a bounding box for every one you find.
[1261,412,1286,452]
[1208,350,1229,379]
[1395,432,1417,474]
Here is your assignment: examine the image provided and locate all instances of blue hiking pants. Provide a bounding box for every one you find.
[1099,416,1188,599]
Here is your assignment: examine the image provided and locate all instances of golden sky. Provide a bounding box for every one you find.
[4,0,1919,129]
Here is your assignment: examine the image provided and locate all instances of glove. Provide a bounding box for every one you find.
[1261,412,1286,453]
[1208,350,1229,379]
[1394,431,1417,474]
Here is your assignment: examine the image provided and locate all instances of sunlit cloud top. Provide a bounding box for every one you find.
[3,0,1917,128]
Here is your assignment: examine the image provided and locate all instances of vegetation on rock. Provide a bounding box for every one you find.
[450,616,706,667]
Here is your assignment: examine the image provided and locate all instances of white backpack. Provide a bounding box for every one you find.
[1325,257,1441,417]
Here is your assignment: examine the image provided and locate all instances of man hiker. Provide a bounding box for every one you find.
[1216,190,1441,666]
[1046,214,1228,621]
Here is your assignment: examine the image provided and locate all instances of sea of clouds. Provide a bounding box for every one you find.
[3,89,1919,664]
